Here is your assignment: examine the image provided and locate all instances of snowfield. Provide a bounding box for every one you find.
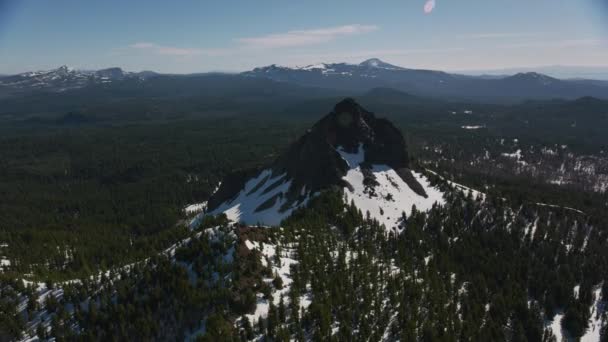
[207,170,313,226]
[337,145,445,231]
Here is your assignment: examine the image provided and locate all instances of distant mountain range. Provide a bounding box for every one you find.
[0,65,157,93]
[462,65,608,81]
[243,59,608,102]
[1,59,607,102]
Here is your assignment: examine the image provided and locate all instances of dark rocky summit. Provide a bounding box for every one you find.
[207,98,426,212]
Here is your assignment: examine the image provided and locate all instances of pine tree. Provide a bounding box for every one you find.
[241,316,253,340]
[278,295,286,323]
[267,301,278,338]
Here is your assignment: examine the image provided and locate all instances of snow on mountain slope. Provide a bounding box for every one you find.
[581,285,606,342]
[548,312,565,342]
[338,144,445,231]
[0,65,152,93]
[206,170,313,226]
[299,63,328,70]
[184,202,207,215]
[241,239,304,323]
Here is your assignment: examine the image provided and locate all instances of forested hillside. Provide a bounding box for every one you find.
[1,94,607,341]
[2,180,607,340]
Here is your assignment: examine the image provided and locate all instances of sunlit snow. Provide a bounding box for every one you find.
[337,145,445,231]
[207,170,311,226]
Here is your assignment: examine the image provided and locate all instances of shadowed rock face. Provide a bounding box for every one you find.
[207,168,262,211]
[208,98,425,212]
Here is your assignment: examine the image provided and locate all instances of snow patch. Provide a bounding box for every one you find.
[338,145,445,231]
[205,170,312,226]
[548,312,565,342]
[461,125,485,130]
[580,285,605,342]
[299,63,327,70]
[184,202,207,214]
[241,241,302,325]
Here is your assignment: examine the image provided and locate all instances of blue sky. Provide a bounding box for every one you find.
[0,0,607,74]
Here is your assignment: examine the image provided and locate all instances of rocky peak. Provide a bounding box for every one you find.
[312,98,376,152]
[359,58,403,70]
[208,99,424,214]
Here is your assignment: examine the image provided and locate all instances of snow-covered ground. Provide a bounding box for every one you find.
[548,312,565,342]
[461,125,485,130]
[581,285,606,342]
[206,170,312,226]
[424,169,485,200]
[338,145,445,231]
[15,224,231,341]
[0,258,11,271]
[0,243,9,272]
[299,63,327,70]
[239,239,311,330]
[184,202,207,215]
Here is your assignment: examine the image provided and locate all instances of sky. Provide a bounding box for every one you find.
[0,0,607,74]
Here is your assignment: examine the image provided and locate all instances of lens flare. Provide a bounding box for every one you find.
[424,0,436,14]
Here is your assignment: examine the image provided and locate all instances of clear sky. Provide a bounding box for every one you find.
[0,0,607,74]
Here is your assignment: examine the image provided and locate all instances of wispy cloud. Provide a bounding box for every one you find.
[127,24,378,58]
[129,42,228,57]
[235,24,379,48]
[459,32,545,39]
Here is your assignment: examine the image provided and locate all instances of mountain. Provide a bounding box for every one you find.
[203,99,443,229]
[243,58,608,102]
[0,65,154,93]
[243,59,454,92]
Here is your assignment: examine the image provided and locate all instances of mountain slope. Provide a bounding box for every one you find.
[203,99,443,228]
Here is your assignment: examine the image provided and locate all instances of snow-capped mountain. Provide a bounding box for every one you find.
[0,66,155,93]
[243,58,449,87]
[201,98,444,229]
[358,58,405,70]
[243,58,608,101]
[294,58,405,72]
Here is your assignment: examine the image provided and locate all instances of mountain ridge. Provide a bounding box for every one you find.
[0,65,157,93]
[3,60,608,102]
